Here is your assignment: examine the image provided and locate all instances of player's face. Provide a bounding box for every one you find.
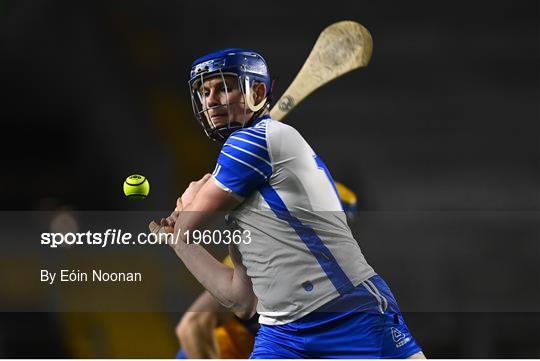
[198,75,252,128]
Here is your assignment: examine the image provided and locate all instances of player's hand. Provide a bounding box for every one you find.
[148,173,211,247]
[180,173,212,208]
[151,193,184,235]
[164,210,180,228]
[148,210,178,236]
[148,220,170,233]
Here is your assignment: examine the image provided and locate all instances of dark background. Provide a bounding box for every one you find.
[1,0,539,358]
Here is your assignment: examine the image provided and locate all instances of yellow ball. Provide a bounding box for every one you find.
[123,174,150,200]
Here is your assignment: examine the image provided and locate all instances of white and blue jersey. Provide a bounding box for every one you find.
[212,115,376,325]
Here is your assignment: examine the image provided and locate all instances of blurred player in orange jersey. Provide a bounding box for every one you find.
[175,181,358,359]
[175,255,257,359]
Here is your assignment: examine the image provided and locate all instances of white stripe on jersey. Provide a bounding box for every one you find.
[247,129,266,136]
[225,144,272,166]
[229,135,268,151]
[212,164,222,177]
[220,151,268,179]
[238,131,267,141]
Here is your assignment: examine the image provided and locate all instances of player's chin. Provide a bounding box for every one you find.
[212,119,243,129]
[210,115,230,127]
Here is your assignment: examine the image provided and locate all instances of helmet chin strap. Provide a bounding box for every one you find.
[244,76,267,112]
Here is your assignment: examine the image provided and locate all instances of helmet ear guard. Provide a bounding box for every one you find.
[243,75,268,112]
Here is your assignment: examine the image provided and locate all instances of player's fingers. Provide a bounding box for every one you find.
[165,211,180,226]
[149,221,172,239]
[166,216,176,226]
[201,173,211,182]
[149,222,174,249]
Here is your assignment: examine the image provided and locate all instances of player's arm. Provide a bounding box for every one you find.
[227,242,258,319]
[176,290,234,359]
[167,179,257,318]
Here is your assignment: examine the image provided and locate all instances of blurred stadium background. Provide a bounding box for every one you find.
[0,0,539,358]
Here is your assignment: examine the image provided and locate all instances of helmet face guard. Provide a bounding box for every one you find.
[189,71,249,142]
[188,48,271,142]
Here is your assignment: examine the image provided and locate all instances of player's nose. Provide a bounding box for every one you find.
[206,88,221,108]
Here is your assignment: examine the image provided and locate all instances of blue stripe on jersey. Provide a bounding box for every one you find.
[226,136,270,164]
[224,126,270,167]
[214,122,272,198]
[314,155,343,211]
[259,184,355,295]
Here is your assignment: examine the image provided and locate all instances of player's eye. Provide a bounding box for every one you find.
[218,84,228,93]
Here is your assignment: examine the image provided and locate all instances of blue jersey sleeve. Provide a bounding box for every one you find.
[213,127,272,198]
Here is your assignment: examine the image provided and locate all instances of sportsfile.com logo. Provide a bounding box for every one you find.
[391,327,411,348]
[40,228,252,248]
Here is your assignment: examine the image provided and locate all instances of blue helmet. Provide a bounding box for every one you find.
[188,48,272,142]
